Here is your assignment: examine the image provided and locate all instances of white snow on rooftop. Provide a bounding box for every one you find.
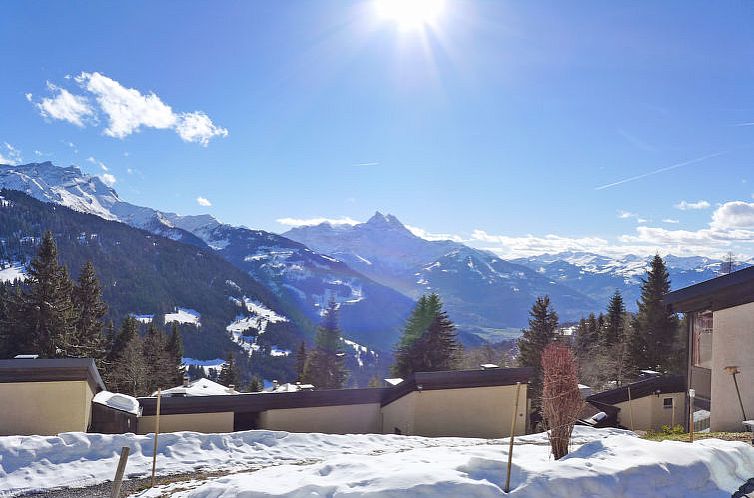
[158,378,237,397]
[92,391,140,415]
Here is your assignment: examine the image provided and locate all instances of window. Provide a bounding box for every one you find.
[663,397,673,409]
[692,311,713,369]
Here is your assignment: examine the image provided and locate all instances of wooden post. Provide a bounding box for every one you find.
[504,381,522,494]
[111,446,130,498]
[689,389,695,443]
[151,387,161,488]
[671,397,675,429]
[627,386,635,432]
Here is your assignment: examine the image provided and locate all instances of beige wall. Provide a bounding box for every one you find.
[613,392,685,431]
[0,380,95,436]
[138,412,234,434]
[383,384,527,438]
[259,403,381,434]
[711,302,754,431]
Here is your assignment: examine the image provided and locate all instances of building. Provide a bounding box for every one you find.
[585,375,686,431]
[0,358,105,436]
[665,265,754,432]
[138,367,533,438]
[158,377,239,397]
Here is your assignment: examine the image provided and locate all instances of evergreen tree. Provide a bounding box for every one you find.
[247,375,263,392]
[391,293,446,377]
[166,323,184,385]
[573,313,600,359]
[295,341,307,382]
[108,317,147,395]
[603,290,626,346]
[517,295,559,405]
[143,323,175,393]
[218,352,240,388]
[71,261,107,365]
[629,255,679,373]
[409,312,460,373]
[303,300,348,389]
[16,231,75,357]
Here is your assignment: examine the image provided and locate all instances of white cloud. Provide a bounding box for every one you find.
[276,217,362,227]
[617,210,636,219]
[175,112,228,146]
[470,230,613,258]
[0,142,22,165]
[196,196,212,207]
[711,201,754,229]
[25,93,33,102]
[31,72,227,146]
[354,162,380,167]
[35,83,95,127]
[86,156,96,164]
[674,200,711,210]
[405,225,466,243]
[662,218,680,224]
[100,173,116,187]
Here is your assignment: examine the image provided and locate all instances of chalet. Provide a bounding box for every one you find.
[664,265,754,431]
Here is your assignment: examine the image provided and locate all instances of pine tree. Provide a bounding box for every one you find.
[108,317,147,396]
[391,293,446,377]
[218,352,240,388]
[629,255,679,373]
[166,323,184,385]
[603,290,626,346]
[247,375,263,392]
[517,295,559,405]
[71,261,107,365]
[143,323,175,393]
[303,300,348,389]
[409,312,460,372]
[295,341,307,382]
[16,231,75,357]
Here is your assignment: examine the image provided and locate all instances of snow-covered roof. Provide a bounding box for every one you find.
[93,391,140,415]
[383,378,404,386]
[157,378,238,397]
[263,382,315,393]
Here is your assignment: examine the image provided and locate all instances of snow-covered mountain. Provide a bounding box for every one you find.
[512,251,750,309]
[0,162,413,350]
[285,213,601,338]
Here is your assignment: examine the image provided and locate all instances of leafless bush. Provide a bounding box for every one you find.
[541,342,584,459]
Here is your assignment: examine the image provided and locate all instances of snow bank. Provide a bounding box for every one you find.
[164,308,201,326]
[0,263,26,283]
[1,427,753,497]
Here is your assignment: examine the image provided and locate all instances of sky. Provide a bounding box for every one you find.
[2,1,754,259]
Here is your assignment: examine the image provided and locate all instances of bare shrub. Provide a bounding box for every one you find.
[541,342,584,459]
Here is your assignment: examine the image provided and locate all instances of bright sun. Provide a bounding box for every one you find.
[375,0,446,29]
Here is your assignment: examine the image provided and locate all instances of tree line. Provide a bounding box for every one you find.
[517,254,684,409]
[0,231,183,396]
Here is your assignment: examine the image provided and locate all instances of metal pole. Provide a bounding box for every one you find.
[689,389,695,443]
[671,397,675,429]
[504,382,522,494]
[111,446,130,498]
[732,372,748,422]
[151,387,161,488]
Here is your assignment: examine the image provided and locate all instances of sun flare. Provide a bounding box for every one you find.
[375,0,446,29]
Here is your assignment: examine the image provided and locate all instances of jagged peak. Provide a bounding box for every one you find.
[365,211,404,228]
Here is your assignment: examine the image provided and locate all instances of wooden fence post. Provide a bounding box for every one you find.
[627,386,635,432]
[504,381,522,493]
[151,387,162,488]
[111,446,130,498]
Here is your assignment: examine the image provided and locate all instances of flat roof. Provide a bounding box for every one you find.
[139,367,534,416]
[586,375,685,406]
[664,265,754,313]
[0,358,106,392]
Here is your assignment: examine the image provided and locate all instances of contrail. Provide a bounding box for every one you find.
[594,151,727,191]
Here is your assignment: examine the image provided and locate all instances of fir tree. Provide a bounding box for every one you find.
[108,317,147,395]
[71,261,107,365]
[295,341,307,382]
[218,352,240,388]
[517,295,559,405]
[303,300,347,389]
[391,293,446,377]
[143,323,175,393]
[629,255,679,373]
[166,323,184,385]
[16,231,75,357]
[409,312,460,373]
[603,290,626,346]
[247,375,263,392]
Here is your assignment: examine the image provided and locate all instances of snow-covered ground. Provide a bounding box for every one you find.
[0,263,27,283]
[164,308,201,327]
[1,427,752,497]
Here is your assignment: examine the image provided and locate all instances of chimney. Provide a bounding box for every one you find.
[183,374,190,387]
[272,380,279,391]
[228,384,235,394]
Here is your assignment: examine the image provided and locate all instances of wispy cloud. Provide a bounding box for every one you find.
[595,151,726,190]
[662,218,680,224]
[674,200,711,210]
[276,216,361,227]
[29,72,228,146]
[100,173,116,187]
[196,196,212,207]
[405,225,466,243]
[354,162,380,167]
[0,142,22,165]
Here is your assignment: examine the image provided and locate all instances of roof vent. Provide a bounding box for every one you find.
[14,354,39,359]
[480,363,500,370]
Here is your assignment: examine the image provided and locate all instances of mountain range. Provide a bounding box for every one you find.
[1,161,744,355]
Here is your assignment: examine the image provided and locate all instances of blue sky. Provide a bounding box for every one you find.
[2,1,754,258]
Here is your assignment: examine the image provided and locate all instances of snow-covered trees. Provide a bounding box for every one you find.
[218,352,240,388]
